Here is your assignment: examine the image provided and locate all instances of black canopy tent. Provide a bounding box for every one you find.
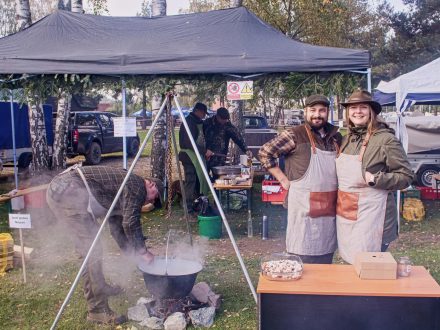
[0,7,372,328]
[0,7,370,75]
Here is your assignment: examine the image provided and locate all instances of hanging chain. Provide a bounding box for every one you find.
[165,93,174,218]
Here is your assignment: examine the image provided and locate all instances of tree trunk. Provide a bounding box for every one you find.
[28,99,50,172]
[230,100,244,164]
[52,93,71,170]
[150,0,167,180]
[58,0,71,10]
[150,94,166,181]
[230,0,242,8]
[71,0,83,13]
[15,0,32,31]
[152,0,166,16]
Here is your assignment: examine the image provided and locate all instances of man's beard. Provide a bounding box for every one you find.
[306,116,327,129]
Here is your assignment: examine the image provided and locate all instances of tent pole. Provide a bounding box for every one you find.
[50,98,168,330]
[367,68,372,92]
[122,79,127,169]
[174,96,258,303]
[9,91,18,189]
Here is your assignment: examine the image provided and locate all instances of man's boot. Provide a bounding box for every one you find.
[87,309,127,325]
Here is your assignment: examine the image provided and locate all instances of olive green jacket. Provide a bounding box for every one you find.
[340,125,414,244]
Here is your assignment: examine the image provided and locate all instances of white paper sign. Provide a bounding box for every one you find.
[227,81,254,100]
[9,213,32,229]
[113,117,137,137]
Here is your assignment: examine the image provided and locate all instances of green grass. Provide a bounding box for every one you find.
[0,179,439,329]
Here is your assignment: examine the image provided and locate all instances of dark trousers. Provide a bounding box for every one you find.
[182,161,200,209]
[46,178,110,313]
[294,252,334,264]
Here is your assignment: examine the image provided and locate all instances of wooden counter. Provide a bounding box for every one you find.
[257,264,440,330]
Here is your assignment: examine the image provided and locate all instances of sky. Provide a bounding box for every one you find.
[84,0,407,17]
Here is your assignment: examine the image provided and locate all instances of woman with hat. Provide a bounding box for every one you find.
[336,89,413,264]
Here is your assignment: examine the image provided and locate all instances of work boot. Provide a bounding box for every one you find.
[103,283,124,296]
[87,309,127,325]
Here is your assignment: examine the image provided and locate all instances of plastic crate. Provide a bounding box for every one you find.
[418,187,440,200]
[262,180,288,203]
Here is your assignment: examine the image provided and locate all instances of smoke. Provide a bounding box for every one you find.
[13,170,208,302]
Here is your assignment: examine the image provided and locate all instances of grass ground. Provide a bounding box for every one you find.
[0,172,439,329]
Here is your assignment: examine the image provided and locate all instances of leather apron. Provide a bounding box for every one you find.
[335,134,388,264]
[286,127,338,256]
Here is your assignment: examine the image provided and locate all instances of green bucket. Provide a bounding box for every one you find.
[198,215,222,239]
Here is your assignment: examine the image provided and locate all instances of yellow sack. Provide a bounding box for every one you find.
[0,233,14,275]
[402,198,425,222]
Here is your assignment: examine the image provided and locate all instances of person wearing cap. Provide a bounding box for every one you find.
[259,95,342,264]
[179,102,210,211]
[203,107,252,179]
[336,90,413,264]
[46,165,163,325]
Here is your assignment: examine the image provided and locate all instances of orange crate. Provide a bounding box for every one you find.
[262,180,288,203]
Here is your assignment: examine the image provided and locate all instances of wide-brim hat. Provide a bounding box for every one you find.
[341,89,382,114]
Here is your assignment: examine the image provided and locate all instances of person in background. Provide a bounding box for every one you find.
[46,165,163,325]
[203,107,252,179]
[336,89,413,264]
[178,102,209,211]
[259,95,342,264]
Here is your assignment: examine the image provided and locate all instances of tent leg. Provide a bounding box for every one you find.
[9,91,19,189]
[50,98,168,330]
[122,79,127,169]
[367,68,372,92]
[168,94,193,244]
[173,96,258,303]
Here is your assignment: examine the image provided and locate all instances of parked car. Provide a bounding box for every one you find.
[286,116,302,126]
[243,115,278,157]
[66,111,140,165]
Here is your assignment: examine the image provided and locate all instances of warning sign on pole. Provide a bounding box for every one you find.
[227,81,253,100]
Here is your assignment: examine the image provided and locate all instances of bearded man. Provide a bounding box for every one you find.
[259,95,342,264]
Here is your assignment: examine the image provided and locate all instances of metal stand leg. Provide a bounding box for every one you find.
[174,97,258,303]
[51,98,169,330]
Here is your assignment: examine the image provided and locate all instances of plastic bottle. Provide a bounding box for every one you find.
[247,210,253,238]
[262,215,268,240]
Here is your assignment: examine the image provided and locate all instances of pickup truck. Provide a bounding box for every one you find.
[243,115,278,156]
[67,111,140,165]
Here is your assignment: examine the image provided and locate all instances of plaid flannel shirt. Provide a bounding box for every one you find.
[258,129,297,170]
[60,166,147,254]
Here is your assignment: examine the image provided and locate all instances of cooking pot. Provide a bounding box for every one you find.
[211,165,242,176]
[138,257,203,299]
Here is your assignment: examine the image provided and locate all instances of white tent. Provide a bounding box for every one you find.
[376,57,440,111]
[375,57,440,152]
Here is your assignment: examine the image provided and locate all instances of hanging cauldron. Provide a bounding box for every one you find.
[138,257,203,299]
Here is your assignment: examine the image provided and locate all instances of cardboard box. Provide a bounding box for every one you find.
[354,252,397,280]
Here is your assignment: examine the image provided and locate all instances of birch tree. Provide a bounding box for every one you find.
[150,0,167,181]
[15,0,32,30]
[52,93,71,170]
[152,0,166,16]
[229,0,241,7]
[71,0,82,13]
[57,0,71,10]
[28,100,50,172]
[229,0,244,164]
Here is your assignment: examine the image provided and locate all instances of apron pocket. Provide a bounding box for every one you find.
[336,190,359,221]
[309,191,337,218]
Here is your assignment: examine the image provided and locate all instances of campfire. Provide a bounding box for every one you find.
[128,282,221,329]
